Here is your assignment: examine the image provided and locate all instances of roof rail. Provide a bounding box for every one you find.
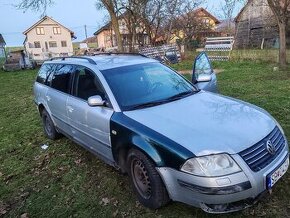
[93,52,148,58]
[50,56,97,65]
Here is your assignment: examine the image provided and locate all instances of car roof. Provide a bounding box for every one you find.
[44,54,158,71]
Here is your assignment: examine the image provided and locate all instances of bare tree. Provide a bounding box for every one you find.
[168,0,209,47]
[96,0,124,52]
[17,0,53,15]
[267,0,290,67]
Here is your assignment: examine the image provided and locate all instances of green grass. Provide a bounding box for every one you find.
[0,61,290,217]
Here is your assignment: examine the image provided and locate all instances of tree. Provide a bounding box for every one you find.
[267,0,290,67]
[17,0,53,15]
[96,0,124,52]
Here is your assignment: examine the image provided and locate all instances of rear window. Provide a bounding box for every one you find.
[36,64,55,85]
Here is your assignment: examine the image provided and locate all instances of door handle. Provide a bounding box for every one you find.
[67,105,74,113]
[45,95,51,101]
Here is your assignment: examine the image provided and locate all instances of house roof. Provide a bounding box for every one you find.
[23,16,75,38]
[0,34,6,46]
[235,0,254,22]
[190,8,221,24]
[94,22,111,36]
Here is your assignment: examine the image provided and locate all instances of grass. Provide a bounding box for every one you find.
[0,60,290,217]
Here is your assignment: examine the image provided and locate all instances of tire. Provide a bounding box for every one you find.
[127,148,170,209]
[41,109,61,140]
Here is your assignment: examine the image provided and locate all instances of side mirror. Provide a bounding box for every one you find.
[192,52,213,84]
[196,74,212,82]
[88,95,105,107]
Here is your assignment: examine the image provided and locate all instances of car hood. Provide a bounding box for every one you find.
[124,91,276,156]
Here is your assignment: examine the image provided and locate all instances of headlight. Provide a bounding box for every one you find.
[181,154,241,177]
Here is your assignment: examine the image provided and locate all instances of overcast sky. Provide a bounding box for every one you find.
[0,0,243,46]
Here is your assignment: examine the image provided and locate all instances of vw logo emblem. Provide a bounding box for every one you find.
[266,140,276,155]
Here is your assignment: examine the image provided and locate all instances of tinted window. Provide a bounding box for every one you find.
[51,64,74,93]
[36,64,55,85]
[73,67,105,101]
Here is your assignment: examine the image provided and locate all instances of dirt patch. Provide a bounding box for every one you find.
[178,69,224,75]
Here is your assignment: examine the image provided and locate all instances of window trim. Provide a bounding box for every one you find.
[36,27,45,35]
[61,41,67,47]
[49,41,58,48]
[53,27,61,35]
[34,41,41,48]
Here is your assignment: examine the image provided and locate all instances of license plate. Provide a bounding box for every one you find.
[266,157,289,189]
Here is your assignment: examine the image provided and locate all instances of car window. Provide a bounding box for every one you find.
[101,62,196,110]
[51,64,74,94]
[73,66,105,101]
[36,64,55,85]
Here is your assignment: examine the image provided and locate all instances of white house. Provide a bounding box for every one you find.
[23,16,75,61]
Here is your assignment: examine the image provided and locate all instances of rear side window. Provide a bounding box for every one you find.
[36,64,55,85]
[51,64,74,94]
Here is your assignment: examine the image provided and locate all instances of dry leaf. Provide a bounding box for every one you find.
[20,213,29,218]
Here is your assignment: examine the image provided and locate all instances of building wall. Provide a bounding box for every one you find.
[0,48,5,58]
[24,18,73,61]
[96,30,113,48]
[235,0,289,48]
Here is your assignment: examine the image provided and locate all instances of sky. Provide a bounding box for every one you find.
[0,0,243,46]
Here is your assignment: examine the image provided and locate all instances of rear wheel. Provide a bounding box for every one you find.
[127,148,170,209]
[41,109,61,140]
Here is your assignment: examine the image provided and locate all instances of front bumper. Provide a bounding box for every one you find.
[156,141,289,213]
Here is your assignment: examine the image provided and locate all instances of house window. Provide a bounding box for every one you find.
[36,27,45,35]
[53,27,61,35]
[28,43,34,48]
[61,41,67,47]
[34,41,41,48]
[49,41,57,48]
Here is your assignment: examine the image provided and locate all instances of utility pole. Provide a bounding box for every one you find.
[84,25,88,42]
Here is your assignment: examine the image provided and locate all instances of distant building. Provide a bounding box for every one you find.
[235,0,290,48]
[94,11,150,49]
[23,16,75,61]
[0,34,6,58]
[169,8,221,44]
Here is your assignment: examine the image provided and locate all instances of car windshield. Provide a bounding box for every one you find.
[101,62,198,111]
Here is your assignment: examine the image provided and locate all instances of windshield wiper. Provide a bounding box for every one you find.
[128,90,198,110]
[129,100,169,110]
[165,90,198,101]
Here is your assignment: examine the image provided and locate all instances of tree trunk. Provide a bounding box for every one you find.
[109,11,124,52]
[278,21,287,67]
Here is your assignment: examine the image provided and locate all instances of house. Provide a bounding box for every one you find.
[23,16,75,61]
[169,8,221,44]
[0,34,6,58]
[234,0,290,48]
[94,12,150,49]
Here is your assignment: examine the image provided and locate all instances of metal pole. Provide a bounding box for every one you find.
[85,25,88,42]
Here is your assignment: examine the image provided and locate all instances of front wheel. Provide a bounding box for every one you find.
[127,149,170,209]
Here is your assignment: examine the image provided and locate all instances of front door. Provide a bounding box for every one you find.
[67,66,114,162]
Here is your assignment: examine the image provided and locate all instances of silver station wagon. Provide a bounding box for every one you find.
[34,53,289,213]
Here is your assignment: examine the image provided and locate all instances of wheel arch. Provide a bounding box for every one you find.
[113,135,164,173]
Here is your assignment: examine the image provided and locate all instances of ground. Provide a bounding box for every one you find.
[0,60,290,217]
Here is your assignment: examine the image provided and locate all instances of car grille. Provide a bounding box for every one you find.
[239,126,286,172]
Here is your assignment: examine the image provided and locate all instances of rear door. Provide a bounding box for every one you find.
[67,66,114,162]
[46,64,74,135]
